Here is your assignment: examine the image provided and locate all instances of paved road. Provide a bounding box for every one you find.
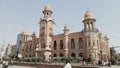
[0,64,119,68]
[0,64,36,68]
[100,65,120,68]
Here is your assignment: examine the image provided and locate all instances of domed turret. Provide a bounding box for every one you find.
[83,9,96,32]
[64,24,68,29]
[44,3,52,11]
[42,3,53,18]
[22,28,29,35]
[32,32,36,36]
[84,9,95,20]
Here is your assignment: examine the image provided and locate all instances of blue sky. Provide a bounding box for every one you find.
[0,0,120,53]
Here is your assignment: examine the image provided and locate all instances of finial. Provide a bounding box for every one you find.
[47,2,49,4]
[87,8,90,12]
[44,2,51,10]
[32,31,36,35]
[64,23,67,28]
[87,8,89,11]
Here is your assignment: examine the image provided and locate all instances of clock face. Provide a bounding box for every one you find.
[41,21,46,28]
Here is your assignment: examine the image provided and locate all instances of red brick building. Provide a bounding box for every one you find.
[17,4,110,62]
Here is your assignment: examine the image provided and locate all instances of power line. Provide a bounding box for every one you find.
[0,21,38,26]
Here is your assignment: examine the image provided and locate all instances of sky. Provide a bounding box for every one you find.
[0,0,120,53]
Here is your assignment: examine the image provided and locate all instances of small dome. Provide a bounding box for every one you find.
[32,32,36,36]
[84,9,94,19]
[63,24,69,31]
[44,3,51,10]
[22,28,29,35]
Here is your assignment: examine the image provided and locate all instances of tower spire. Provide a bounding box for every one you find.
[87,8,89,11]
[43,3,53,18]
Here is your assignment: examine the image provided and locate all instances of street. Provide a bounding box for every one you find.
[0,64,36,68]
[100,65,120,68]
[0,64,120,68]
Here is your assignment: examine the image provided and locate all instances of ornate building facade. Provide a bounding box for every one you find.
[17,4,110,61]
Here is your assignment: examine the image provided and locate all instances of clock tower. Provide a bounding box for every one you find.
[39,3,55,61]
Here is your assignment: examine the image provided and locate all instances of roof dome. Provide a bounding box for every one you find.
[22,28,29,35]
[44,3,51,10]
[32,32,36,36]
[84,9,94,19]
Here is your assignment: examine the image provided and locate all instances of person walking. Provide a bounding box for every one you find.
[64,60,72,68]
[10,59,13,65]
[2,59,9,68]
[2,60,5,68]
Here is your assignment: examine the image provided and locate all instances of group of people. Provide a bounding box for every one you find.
[64,59,112,68]
[2,59,13,68]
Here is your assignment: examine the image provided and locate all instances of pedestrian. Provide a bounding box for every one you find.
[83,61,86,66]
[2,60,5,68]
[10,59,13,65]
[2,59,9,68]
[79,60,83,65]
[64,60,72,68]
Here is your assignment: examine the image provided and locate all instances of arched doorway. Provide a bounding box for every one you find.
[59,53,64,58]
[71,53,76,58]
[79,53,84,61]
[53,53,57,57]
[78,38,84,49]
[54,41,57,50]
[71,39,75,49]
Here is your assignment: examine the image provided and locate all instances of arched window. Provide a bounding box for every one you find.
[71,53,76,57]
[41,39,45,48]
[87,22,89,31]
[97,40,99,48]
[53,53,57,57]
[40,21,46,29]
[71,39,75,49]
[54,41,57,50]
[26,44,28,52]
[79,38,84,49]
[60,40,63,49]
[59,53,63,57]
[79,53,84,58]
[88,42,90,46]
[90,22,93,30]
[79,53,85,61]
[47,12,49,15]
[30,44,32,50]
[93,42,95,46]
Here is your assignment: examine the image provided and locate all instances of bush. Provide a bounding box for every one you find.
[36,57,43,62]
[18,57,43,62]
[87,56,92,63]
[53,57,69,63]
[53,57,61,62]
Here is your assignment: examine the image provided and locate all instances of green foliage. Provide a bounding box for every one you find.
[19,57,43,62]
[53,57,61,62]
[53,57,78,63]
[87,56,92,63]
